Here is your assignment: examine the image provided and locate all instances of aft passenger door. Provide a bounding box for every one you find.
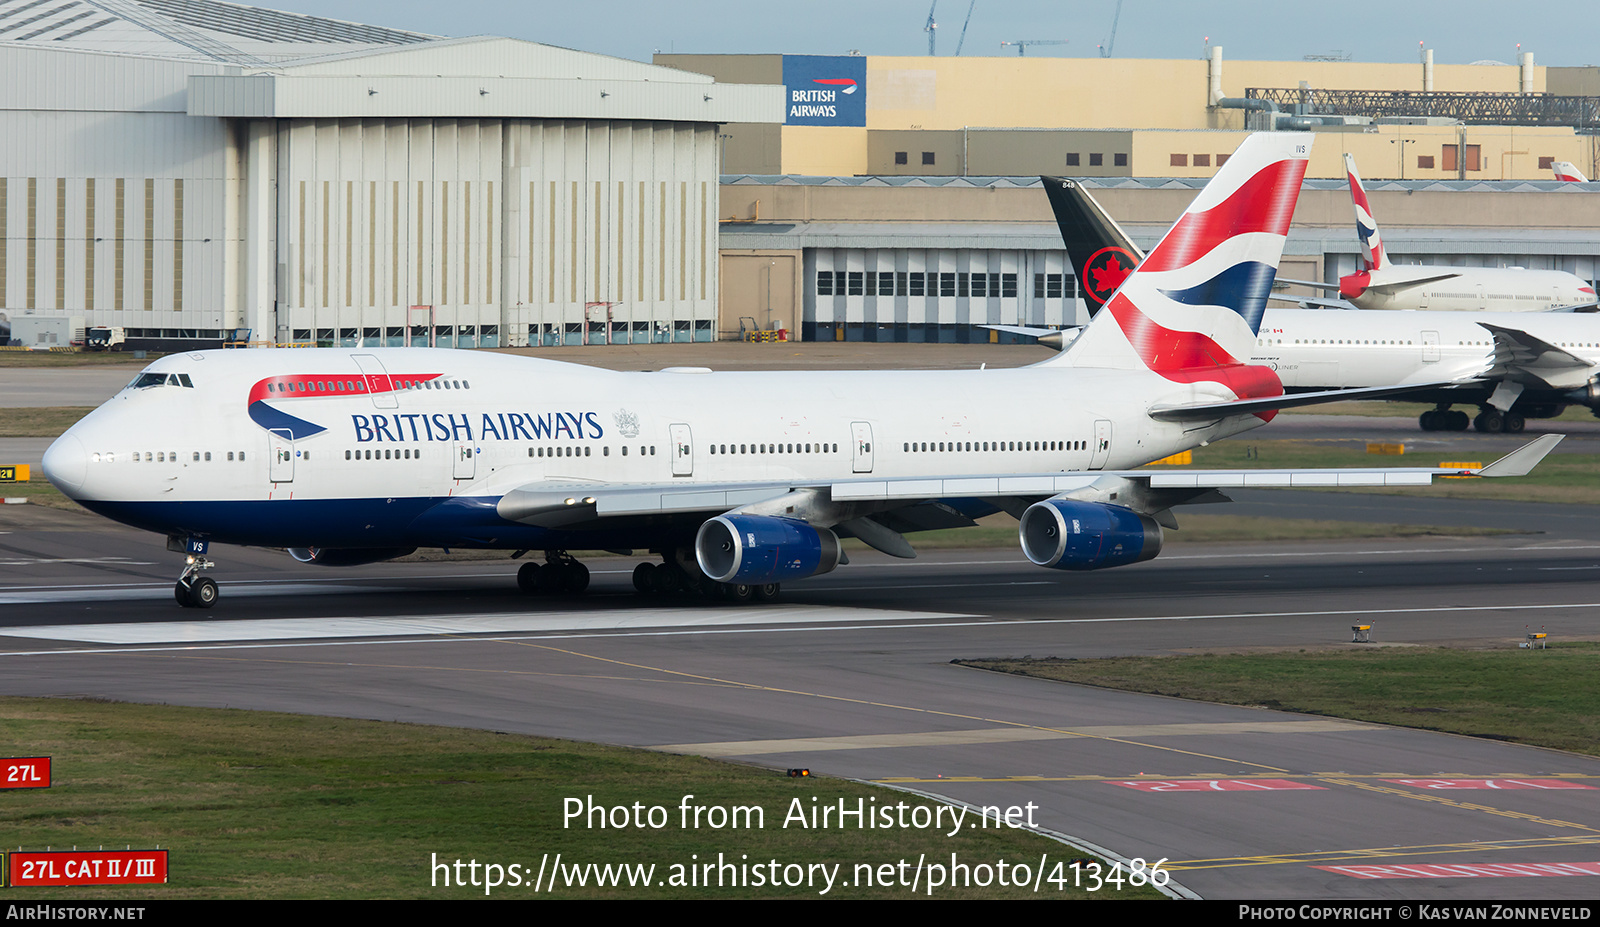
[851,422,874,473]
[269,430,294,483]
[670,424,693,477]
[1421,330,1440,363]
[1090,420,1112,470]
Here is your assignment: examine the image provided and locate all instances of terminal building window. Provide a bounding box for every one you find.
[1089,153,1103,166]
[1418,155,1435,170]
[1115,153,1129,167]
[1539,156,1555,170]
[895,151,908,165]
[1170,154,1187,167]
[1194,154,1211,167]
[1066,152,1080,166]
[922,151,935,165]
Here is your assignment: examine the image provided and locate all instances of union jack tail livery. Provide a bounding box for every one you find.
[1553,161,1589,183]
[1345,153,1387,271]
[1062,132,1309,408]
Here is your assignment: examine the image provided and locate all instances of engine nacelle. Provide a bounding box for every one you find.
[1018,500,1162,571]
[288,547,417,567]
[1566,376,1600,408]
[695,515,842,585]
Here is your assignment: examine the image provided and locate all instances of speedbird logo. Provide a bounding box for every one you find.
[246,373,439,439]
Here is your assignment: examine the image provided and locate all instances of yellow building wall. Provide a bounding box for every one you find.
[863,55,1544,132]
[779,125,869,176]
[1131,125,1589,181]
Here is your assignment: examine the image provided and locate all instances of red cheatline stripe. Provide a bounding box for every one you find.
[247,373,441,405]
[812,78,856,85]
[1141,158,1308,273]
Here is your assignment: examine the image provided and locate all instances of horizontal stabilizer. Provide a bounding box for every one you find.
[1148,381,1454,422]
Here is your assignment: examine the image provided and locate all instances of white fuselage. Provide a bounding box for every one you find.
[1347,265,1594,312]
[43,348,1260,549]
[1252,307,1600,392]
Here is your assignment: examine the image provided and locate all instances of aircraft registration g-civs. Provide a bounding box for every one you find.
[40,133,1560,609]
[1280,154,1597,313]
[1036,175,1600,435]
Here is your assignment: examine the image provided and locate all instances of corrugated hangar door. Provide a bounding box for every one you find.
[719,252,798,339]
[1275,259,1322,299]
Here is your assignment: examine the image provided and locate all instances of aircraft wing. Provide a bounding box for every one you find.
[1480,322,1595,379]
[493,435,1560,526]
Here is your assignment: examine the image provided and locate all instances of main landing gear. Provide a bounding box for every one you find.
[1418,405,1526,434]
[174,554,218,609]
[515,551,591,596]
[631,555,780,605]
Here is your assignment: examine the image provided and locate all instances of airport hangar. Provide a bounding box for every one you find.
[0,0,783,353]
[2,3,1600,350]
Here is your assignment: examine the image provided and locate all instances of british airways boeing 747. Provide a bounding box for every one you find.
[39,134,1559,608]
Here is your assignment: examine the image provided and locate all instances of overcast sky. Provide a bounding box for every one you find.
[262,1,1598,68]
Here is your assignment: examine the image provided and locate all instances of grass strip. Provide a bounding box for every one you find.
[0,697,1156,900]
[0,406,94,437]
[960,644,1600,757]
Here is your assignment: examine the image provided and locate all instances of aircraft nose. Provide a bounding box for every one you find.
[41,432,87,494]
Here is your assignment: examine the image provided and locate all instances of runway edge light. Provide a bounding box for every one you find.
[787,768,810,778]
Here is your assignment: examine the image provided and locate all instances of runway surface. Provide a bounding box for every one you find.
[4,500,1600,900]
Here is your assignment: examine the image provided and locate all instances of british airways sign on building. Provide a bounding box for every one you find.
[782,55,867,127]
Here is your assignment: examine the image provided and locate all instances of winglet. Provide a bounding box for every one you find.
[1475,434,1564,478]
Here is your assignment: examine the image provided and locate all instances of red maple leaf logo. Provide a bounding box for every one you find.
[1090,255,1132,295]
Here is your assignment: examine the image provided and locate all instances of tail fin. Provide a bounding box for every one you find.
[1344,153,1387,270]
[1059,132,1310,394]
[1041,177,1145,312]
[1554,161,1589,183]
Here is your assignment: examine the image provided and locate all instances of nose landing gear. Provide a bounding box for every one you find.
[175,554,218,609]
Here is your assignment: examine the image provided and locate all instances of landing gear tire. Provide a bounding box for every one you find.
[1449,410,1470,431]
[720,582,754,604]
[1505,412,1526,434]
[754,583,781,604]
[632,562,656,594]
[1420,410,1439,431]
[174,581,192,607]
[517,561,541,594]
[190,577,218,609]
[1474,410,1505,433]
[562,561,590,594]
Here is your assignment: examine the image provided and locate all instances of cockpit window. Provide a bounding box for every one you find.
[126,372,195,390]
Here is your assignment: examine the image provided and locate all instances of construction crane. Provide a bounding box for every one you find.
[924,0,937,55]
[954,0,977,55]
[1097,0,1123,57]
[1000,39,1067,56]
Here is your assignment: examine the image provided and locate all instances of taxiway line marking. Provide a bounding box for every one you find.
[1314,776,1600,834]
[494,639,1292,773]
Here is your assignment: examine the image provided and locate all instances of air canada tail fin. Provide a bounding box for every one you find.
[1554,161,1589,183]
[1056,132,1310,401]
[1041,176,1145,313]
[1345,153,1387,270]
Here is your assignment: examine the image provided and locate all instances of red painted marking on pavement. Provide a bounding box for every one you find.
[1317,861,1600,880]
[1385,779,1597,790]
[1107,779,1325,792]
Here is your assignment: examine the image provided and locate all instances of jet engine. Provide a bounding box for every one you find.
[695,515,842,585]
[1018,500,1162,571]
[288,547,417,567]
[1566,375,1600,409]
